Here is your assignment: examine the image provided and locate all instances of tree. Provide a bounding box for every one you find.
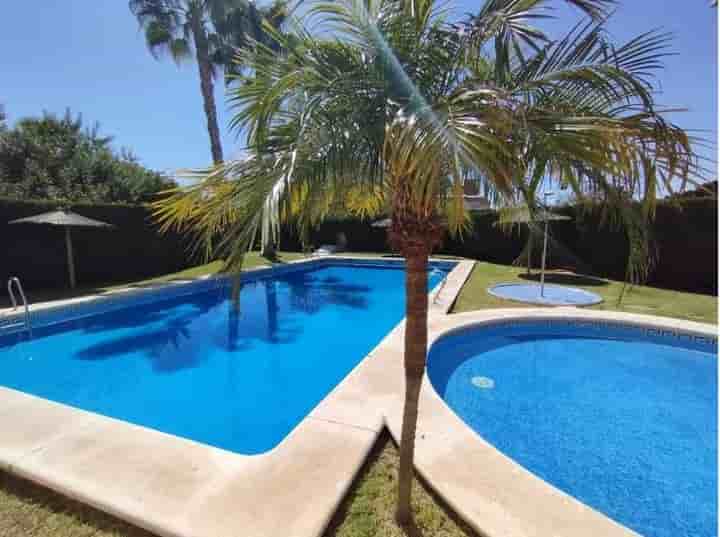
[0,110,174,203]
[129,0,289,165]
[215,0,289,81]
[216,0,289,260]
[130,0,235,164]
[153,0,703,525]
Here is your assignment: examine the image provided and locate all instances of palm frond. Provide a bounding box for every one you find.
[152,0,705,290]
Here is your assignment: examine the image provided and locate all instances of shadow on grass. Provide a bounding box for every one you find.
[323,430,480,537]
[0,470,154,537]
[518,272,609,287]
[261,252,287,264]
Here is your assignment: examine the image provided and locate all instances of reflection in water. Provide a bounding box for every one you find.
[226,307,240,351]
[266,280,278,342]
[287,273,370,314]
[1,264,452,454]
[74,269,375,373]
[76,298,220,373]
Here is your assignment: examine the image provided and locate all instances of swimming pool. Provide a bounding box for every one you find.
[427,320,717,537]
[0,259,451,455]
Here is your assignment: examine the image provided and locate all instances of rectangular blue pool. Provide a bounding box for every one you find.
[0,260,452,454]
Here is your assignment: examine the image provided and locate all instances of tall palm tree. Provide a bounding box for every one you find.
[153,0,703,525]
[130,0,289,165]
[216,0,289,81]
[130,0,232,163]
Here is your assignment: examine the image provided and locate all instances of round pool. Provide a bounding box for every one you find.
[488,282,602,306]
[427,320,717,537]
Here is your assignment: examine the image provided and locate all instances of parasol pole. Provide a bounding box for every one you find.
[540,219,549,297]
[64,226,76,289]
[539,191,554,297]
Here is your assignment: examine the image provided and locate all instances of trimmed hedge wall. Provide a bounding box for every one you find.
[2,197,716,295]
[281,198,717,295]
[546,201,717,295]
[550,200,717,295]
[1,198,195,289]
[647,199,717,295]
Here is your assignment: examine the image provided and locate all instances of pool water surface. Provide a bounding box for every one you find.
[0,262,450,454]
[428,321,717,537]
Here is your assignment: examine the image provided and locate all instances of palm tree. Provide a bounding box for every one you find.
[130,0,231,163]
[153,0,703,525]
[215,0,289,81]
[491,21,695,288]
[130,0,289,165]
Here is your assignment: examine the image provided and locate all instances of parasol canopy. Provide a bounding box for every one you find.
[9,210,115,289]
[9,210,114,228]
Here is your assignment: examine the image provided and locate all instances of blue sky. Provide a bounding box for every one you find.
[0,1,717,177]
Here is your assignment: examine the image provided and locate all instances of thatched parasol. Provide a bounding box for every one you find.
[9,210,114,289]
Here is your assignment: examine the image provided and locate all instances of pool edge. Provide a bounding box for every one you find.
[0,256,473,537]
[383,308,715,537]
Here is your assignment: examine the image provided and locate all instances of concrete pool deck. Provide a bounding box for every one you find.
[0,256,473,537]
[0,257,716,537]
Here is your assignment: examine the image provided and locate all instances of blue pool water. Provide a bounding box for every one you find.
[428,321,717,537]
[0,261,450,454]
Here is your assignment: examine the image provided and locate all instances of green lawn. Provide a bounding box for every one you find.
[324,434,478,537]
[0,471,154,537]
[112,251,307,286]
[110,253,718,326]
[0,253,715,537]
[0,251,306,309]
[453,261,717,324]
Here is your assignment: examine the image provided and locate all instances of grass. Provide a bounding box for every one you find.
[0,251,306,309]
[324,434,478,537]
[0,471,154,537]
[452,261,717,324]
[113,251,307,286]
[0,252,715,537]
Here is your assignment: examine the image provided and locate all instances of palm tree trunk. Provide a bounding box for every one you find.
[192,19,224,164]
[396,246,429,525]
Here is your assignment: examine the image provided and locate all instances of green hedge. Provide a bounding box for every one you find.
[549,199,717,295]
[282,198,717,295]
[1,198,197,289]
[2,197,715,296]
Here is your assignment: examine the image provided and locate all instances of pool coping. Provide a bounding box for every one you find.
[0,255,474,537]
[0,255,458,333]
[380,308,716,537]
[1,258,716,537]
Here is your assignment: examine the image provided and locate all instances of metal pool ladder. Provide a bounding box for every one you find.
[3,277,31,334]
